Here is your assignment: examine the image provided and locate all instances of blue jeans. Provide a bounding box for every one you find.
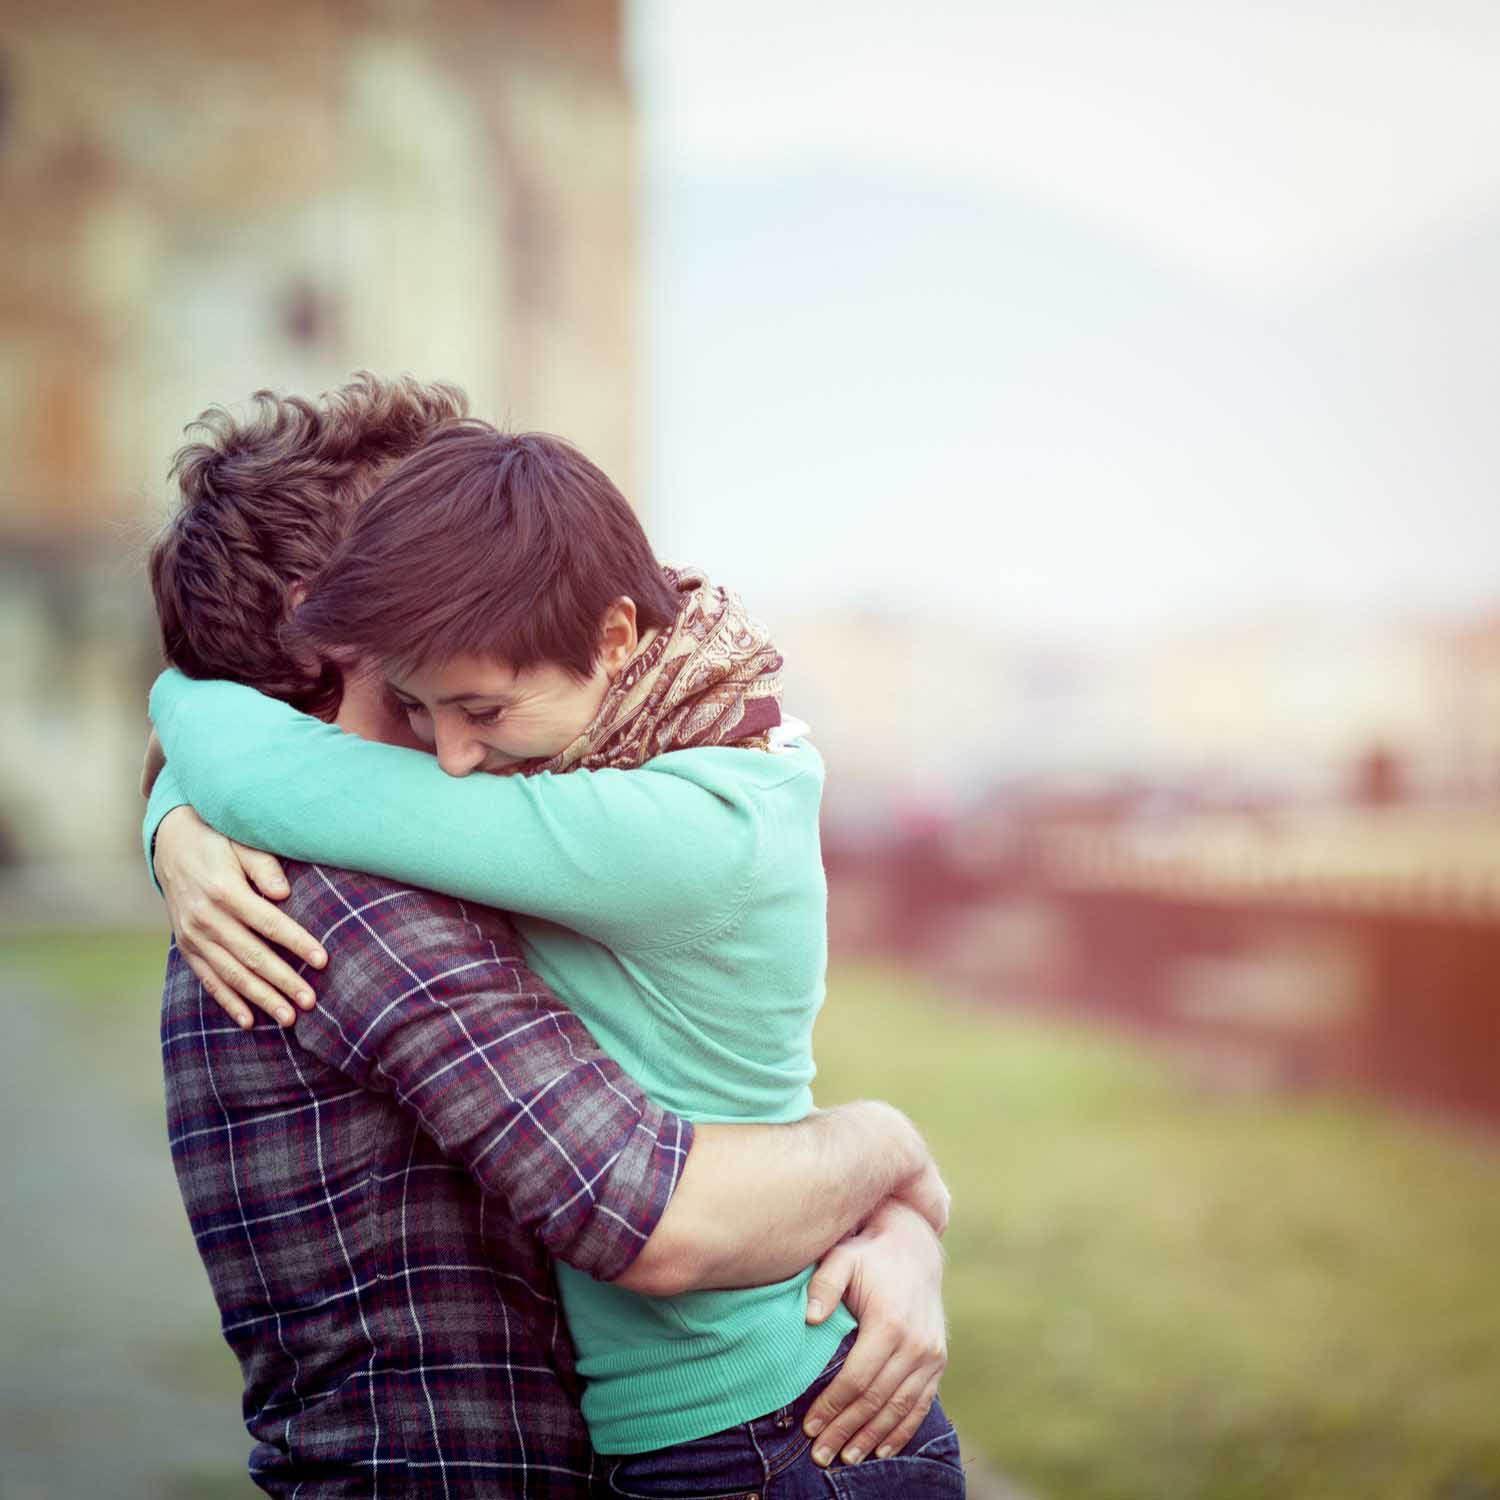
[603,1334,966,1498]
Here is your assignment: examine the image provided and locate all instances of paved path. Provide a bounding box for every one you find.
[1,966,252,1500]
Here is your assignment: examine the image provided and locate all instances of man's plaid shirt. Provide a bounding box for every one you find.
[160,861,693,1498]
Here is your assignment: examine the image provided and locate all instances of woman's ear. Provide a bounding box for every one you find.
[598,596,639,678]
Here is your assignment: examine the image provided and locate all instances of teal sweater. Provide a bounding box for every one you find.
[145,669,855,1454]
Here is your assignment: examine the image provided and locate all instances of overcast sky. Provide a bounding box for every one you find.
[628,1,1500,641]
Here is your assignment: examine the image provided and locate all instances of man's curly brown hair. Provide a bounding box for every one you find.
[149,372,468,718]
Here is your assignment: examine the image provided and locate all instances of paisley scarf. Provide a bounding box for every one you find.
[525,566,783,775]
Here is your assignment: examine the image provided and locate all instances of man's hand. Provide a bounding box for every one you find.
[898,1156,951,1239]
[154,805,327,1029]
[802,1198,948,1468]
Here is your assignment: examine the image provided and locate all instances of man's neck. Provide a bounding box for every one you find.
[336,661,425,748]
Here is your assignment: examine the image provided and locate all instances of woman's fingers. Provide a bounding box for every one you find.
[219,887,325,1003]
[229,918,318,1013]
[181,898,316,1012]
[193,936,301,1026]
[181,949,254,1030]
[232,841,291,901]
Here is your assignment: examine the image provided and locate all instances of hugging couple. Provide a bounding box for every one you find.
[142,373,965,1497]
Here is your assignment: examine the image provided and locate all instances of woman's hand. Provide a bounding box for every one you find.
[802,1197,949,1467]
[153,805,327,1029]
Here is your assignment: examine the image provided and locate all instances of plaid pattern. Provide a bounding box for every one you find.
[161,862,693,1498]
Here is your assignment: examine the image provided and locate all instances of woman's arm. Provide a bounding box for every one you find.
[149,669,763,953]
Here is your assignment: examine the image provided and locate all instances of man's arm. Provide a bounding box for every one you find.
[290,865,938,1287]
[290,865,686,1281]
[615,1103,942,1296]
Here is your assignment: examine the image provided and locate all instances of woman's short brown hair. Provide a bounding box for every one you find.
[295,423,681,680]
[149,373,468,717]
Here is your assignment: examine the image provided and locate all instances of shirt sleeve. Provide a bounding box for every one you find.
[147,669,761,952]
[286,863,693,1282]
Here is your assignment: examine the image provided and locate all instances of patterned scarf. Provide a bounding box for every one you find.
[524,566,784,775]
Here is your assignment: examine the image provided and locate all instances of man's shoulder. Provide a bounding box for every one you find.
[279,862,528,986]
[275,864,546,1082]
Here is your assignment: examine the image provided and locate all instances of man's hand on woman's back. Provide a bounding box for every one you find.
[803,1198,949,1468]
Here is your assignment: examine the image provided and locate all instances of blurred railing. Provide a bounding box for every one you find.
[825,802,1500,1128]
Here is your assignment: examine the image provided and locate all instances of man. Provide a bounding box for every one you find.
[143,375,950,1496]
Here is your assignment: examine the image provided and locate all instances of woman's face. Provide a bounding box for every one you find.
[386,653,613,776]
[384,598,639,777]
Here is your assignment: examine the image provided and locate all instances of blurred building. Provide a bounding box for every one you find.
[0,0,637,879]
[776,605,1152,835]
[1432,612,1500,800]
[789,602,1500,833]
[777,607,1034,830]
[1134,615,1447,802]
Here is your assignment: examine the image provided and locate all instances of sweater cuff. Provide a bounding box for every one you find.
[143,763,190,896]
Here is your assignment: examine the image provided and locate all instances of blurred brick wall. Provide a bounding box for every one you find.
[0,0,637,868]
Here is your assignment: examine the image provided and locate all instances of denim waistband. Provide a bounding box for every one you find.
[606,1329,859,1496]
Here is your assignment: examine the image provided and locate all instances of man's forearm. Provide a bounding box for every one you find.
[613,1100,931,1297]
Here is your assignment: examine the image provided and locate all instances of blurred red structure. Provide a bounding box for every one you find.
[826,789,1500,1129]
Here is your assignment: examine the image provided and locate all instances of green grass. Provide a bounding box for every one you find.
[813,964,1500,1500]
[3,925,178,1125]
[2,925,170,1007]
[6,932,1500,1499]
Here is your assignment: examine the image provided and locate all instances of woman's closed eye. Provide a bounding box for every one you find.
[391,693,504,727]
